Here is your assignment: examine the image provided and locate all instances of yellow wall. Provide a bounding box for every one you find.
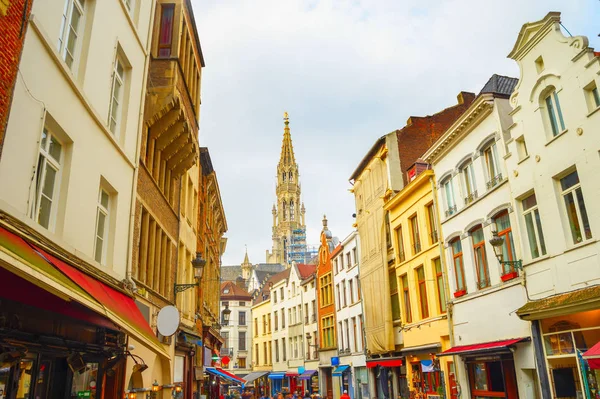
[385,170,452,397]
[251,299,273,371]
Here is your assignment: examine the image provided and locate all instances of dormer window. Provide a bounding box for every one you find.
[223,289,230,294]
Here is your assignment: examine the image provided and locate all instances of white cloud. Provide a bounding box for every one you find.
[192,0,599,265]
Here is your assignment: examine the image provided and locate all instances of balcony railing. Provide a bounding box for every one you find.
[445,205,457,217]
[464,191,478,206]
[486,174,503,189]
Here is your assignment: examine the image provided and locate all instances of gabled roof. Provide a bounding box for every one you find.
[478,74,518,98]
[253,268,291,305]
[508,12,561,60]
[330,244,343,259]
[296,263,316,280]
[221,281,252,299]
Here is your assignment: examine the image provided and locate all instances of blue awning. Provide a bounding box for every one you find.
[332,365,350,376]
[205,367,245,385]
[268,372,285,380]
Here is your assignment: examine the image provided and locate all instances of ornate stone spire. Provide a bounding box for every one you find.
[241,245,252,279]
[279,112,296,167]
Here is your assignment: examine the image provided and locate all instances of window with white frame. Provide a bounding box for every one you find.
[123,0,134,16]
[58,0,85,71]
[482,141,501,189]
[584,80,600,112]
[559,170,592,244]
[108,55,126,135]
[461,161,477,204]
[522,193,547,259]
[94,188,110,264]
[441,177,456,216]
[544,89,566,137]
[31,127,63,230]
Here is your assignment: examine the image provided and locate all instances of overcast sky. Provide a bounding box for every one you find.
[191,0,599,266]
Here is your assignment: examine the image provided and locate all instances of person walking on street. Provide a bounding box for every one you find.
[341,390,351,399]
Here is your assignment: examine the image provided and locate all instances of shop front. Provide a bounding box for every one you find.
[269,372,285,396]
[366,358,403,399]
[285,371,299,394]
[332,365,352,398]
[400,344,445,398]
[244,371,270,396]
[353,367,368,399]
[439,338,527,399]
[298,370,318,394]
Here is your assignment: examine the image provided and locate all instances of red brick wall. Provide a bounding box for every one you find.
[396,91,475,186]
[0,0,33,159]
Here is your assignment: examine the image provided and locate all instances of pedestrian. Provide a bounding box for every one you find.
[341,391,351,399]
[303,391,311,399]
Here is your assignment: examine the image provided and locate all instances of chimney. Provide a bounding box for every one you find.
[457,91,476,105]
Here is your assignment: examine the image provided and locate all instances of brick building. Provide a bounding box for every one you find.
[0,0,33,158]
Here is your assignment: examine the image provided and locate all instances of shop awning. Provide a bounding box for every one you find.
[268,372,285,380]
[366,358,403,368]
[332,365,350,376]
[516,285,600,321]
[438,338,528,357]
[206,367,245,385]
[583,342,600,369]
[399,343,441,354]
[298,370,317,380]
[243,371,270,384]
[285,371,298,377]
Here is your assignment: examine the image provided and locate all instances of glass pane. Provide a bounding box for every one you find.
[546,95,559,136]
[15,358,34,398]
[65,52,74,68]
[473,363,489,390]
[560,171,579,191]
[575,187,592,240]
[38,196,52,228]
[174,355,184,383]
[110,118,117,133]
[159,5,174,46]
[525,209,540,257]
[564,192,583,244]
[42,166,57,198]
[495,213,510,231]
[434,258,442,274]
[113,79,122,100]
[66,28,78,56]
[544,332,575,356]
[70,6,82,31]
[454,257,464,290]
[116,60,124,78]
[534,210,547,255]
[0,364,9,398]
[49,136,62,162]
[95,236,103,262]
[100,190,109,208]
[522,193,537,210]
[451,239,462,254]
[96,210,106,237]
[471,227,484,244]
[41,128,48,149]
[437,274,446,312]
[475,247,488,287]
[553,92,565,131]
[71,363,99,398]
[391,293,400,320]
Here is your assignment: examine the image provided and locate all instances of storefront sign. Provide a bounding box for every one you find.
[331,357,340,366]
[77,392,91,398]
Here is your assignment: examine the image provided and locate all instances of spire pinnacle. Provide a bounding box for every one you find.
[279,111,296,167]
[243,245,250,264]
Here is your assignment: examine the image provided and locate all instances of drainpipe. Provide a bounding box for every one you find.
[430,175,462,398]
[125,0,157,290]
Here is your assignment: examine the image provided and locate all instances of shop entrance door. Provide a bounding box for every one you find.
[447,362,458,399]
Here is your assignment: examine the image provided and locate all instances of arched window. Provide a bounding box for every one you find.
[290,200,295,221]
[541,86,566,137]
[282,172,286,182]
[282,201,287,221]
[450,238,465,293]
[470,225,489,289]
[289,171,294,182]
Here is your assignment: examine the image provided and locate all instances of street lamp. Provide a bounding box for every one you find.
[174,252,207,294]
[305,333,319,358]
[488,230,522,270]
[221,304,231,326]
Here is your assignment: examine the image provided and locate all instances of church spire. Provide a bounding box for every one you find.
[279,112,296,167]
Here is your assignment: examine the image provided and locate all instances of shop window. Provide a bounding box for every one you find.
[559,170,592,244]
[471,226,489,289]
[71,362,99,396]
[467,359,518,399]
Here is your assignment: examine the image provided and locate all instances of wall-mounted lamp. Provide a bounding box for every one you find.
[174,252,206,294]
[489,229,522,271]
[221,304,231,326]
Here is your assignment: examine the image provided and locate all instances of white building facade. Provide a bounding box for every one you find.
[505,13,600,398]
[332,232,366,399]
[270,269,290,394]
[220,281,253,376]
[423,75,538,398]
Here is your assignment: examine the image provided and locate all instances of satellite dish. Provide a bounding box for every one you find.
[157,306,180,337]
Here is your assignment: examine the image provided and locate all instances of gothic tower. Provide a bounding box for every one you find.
[241,246,252,280]
[266,112,307,265]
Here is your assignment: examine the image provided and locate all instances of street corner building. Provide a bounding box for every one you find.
[0,0,229,397]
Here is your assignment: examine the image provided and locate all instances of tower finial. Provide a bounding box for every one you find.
[284,111,289,126]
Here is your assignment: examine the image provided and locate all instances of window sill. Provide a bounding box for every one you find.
[587,105,600,118]
[545,129,569,147]
[442,179,508,224]
[563,237,596,254]
[517,155,530,165]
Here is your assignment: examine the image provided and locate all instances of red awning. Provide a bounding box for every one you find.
[583,341,600,369]
[438,338,527,357]
[366,359,403,368]
[216,367,246,383]
[33,245,157,341]
[285,371,299,376]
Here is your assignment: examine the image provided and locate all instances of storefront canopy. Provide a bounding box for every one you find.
[268,372,285,380]
[366,358,403,368]
[438,338,528,357]
[332,365,350,376]
[244,371,270,384]
[206,367,246,385]
[298,370,317,380]
[285,371,298,377]
[583,341,600,369]
[516,285,600,321]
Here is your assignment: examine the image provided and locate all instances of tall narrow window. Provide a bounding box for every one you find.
[275,340,279,362]
[426,203,438,244]
[94,188,110,264]
[58,0,85,70]
[385,212,392,249]
[416,266,429,319]
[238,331,246,351]
[560,170,592,244]
[483,143,501,189]
[522,193,547,259]
[443,178,456,216]
[545,90,565,136]
[274,311,278,331]
[349,280,354,304]
[494,212,517,274]
[401,274,412,323]
[410,214,421,254]
[108,56,126,135]
[32,127,63,230]
[342,280,347,307]
[389,271,400,321]
[434,258,446,313]
[158,4,174,57]
[396,226,406,262]
[290,200,295,221]
[282,200,287,221]
[471,226,489,289]
[462,162,477,204]
[352,317,358,352]
[451,239,466,292]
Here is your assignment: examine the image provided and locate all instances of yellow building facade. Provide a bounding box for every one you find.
[384,168,452,399]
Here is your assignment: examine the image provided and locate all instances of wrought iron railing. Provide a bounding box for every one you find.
[486,173,503,189]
